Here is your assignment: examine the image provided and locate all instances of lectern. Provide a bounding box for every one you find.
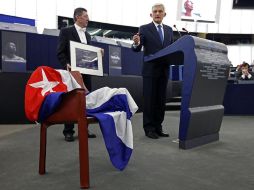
[145,35,230,149]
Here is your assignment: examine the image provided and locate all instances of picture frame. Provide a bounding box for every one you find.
[70,41,103,76]
[180,0,218,23]
[1,31,27,73]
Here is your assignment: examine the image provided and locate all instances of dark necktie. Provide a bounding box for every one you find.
[157,25,164,43]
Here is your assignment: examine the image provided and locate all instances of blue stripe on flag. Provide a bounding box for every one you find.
[38,92,64,122]
[87,94,133,119]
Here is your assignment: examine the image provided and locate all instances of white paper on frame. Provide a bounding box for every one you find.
[70,41,103,76]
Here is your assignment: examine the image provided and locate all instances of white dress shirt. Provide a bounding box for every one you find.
[74,23,87,44]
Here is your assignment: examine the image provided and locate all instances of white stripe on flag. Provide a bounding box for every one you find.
[86,87,138,115]
[57,70,81,91]
[105,111,133,149]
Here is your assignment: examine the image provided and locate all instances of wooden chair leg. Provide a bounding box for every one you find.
[39,123,47,175]
[78,118,90,189]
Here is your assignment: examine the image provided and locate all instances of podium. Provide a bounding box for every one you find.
[145,35,231,149]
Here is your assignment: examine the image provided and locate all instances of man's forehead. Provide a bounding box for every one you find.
[152,6,164,12]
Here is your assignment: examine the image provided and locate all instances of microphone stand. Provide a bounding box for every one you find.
[182,28,190,35]
[173,25,182,40]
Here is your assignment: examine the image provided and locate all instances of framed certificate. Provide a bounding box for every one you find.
[70,41,103,76]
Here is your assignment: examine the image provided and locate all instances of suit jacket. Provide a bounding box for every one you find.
[57,26,91,68]
[132,22,173,77]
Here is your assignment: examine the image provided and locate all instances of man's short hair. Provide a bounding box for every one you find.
[152,3,165,11]
[241,61,249,68]
[73,7,87,22]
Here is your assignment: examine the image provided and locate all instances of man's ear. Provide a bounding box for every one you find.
[164,13,166,17]
[75,15,79,21]
[150,13,152,18]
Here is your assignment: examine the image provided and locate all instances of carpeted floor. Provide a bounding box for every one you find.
[0,111,253,190]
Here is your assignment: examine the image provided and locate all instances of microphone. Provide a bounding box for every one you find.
[182,27,189,34]
[173,25,181,38]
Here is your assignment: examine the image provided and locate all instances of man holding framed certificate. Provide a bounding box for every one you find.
[57,7,97,141]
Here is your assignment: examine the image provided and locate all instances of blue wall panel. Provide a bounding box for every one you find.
[0,14,35,26]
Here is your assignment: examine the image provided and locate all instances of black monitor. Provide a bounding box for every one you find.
[233,0,254,9]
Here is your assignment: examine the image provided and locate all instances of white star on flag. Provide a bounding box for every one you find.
[29,69,59,96]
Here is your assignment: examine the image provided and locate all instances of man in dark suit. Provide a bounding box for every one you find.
[57,7,96,141]
[132,3,173,139]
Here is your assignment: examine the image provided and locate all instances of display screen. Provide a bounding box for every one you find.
[232,0,254,9]
[1,31,26,72]
[181,0,218,22]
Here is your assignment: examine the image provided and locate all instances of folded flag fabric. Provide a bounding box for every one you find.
[86,87,138,170]
[25,66,138,170]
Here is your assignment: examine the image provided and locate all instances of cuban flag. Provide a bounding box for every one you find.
[25,66,138,170]
[25,66,81,122]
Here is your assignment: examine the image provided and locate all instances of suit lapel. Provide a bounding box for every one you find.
[163,25,169,47]
[71,26,81,43]
[149,23,162,46]
[85,32,91,44]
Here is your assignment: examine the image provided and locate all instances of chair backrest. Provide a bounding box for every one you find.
[42,71,86,124]
[70,71,89,93]
[70,71,84,88]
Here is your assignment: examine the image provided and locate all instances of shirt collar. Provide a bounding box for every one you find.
[74,23,86,32]
[153,21,163,28]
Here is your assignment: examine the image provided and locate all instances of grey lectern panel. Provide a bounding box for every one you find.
[145,35,230,149]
